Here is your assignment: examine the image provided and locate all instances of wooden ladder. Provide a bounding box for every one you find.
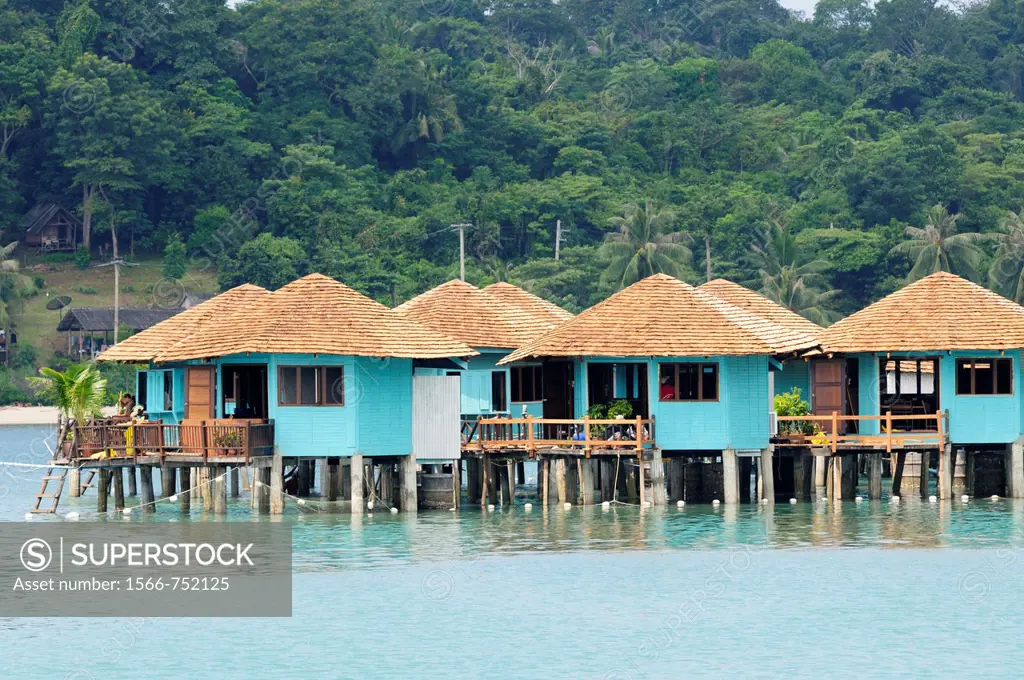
[31,468,68,514]
[79,470,97,494]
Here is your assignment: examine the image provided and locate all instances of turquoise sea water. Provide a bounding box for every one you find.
[2,424,1024,679]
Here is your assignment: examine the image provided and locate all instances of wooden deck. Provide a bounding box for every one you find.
[67,419,275,466]
[461,415,654,455]
[775,411,948,453]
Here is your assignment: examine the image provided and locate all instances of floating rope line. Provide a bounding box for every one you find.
[0,461,75,469]
[251,480,326,514]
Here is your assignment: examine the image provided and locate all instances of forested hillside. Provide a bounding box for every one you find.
[4,0,1024,324]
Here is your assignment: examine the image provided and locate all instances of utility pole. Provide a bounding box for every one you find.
[451,223,472,281]
[555,219,561,261]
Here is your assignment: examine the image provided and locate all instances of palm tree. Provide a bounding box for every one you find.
[988,209,1024,303]
[889,204,988,282]
[0,241,33,328]
[28,364,107,441]
[747,218,840,325]
[599,201,692,289]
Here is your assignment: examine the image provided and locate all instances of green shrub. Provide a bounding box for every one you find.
[774,387,816,435]
[74,244,90,270]
[10,343,37,370]
[607,398,634,419]
[33,275,45,289]
[163,232,187,280]
[40,252,75,264]
[122,284,135,293]
[0,368,30,405]
[76,285,97,294]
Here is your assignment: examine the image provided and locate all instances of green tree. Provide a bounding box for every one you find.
[889,204,988,282]
[27,363,106,439]
[599,201,691,289]
[218,233,308,290]
[748,219,839,325]
[0,240,32,328]
[988,209,1024,302]
[162,232,186,280]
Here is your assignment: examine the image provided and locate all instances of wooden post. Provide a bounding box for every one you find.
[600,458,616,502]
[139,466,155,513]
[583,415,591,453]
[112,468,125,511]
[580,458,596,505]
[230,467,240,498]
[516,461,525,485]
[635,415,644,452]
[297,460,310,497]
[161,464,175,497]
[69,467,81,498]
[481,453,490,506]
[180,467,191,513]
[722,448,738,505]
[868,453,882,499]
[270,454,284,515]
[400,452,418,512]
[638,454,646,505]
[540,458,550,505]
[97,469,109,512]
[892,451,906,496]
[350,454,363,512]
[793,454,808,501]
[830,455,843,501]
[126,466,137,497]
[919,450,930,498]
[814,451,827,493]
[938,444,952,500]
[506,460,516,504]
[1011,439,1024,498]
[830,411,838,454]
[555,458,567,503]
[650,448,666,506]
[759,448,774,504]
[256,467,269,514]
[526,415,535,454]
[200,466,213,508]
[326,460,339,502]
[499,463,511,505]
[213,467,227,515]
[452,459,461,509]
[885,411,893,453]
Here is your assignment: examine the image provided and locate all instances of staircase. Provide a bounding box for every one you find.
[31,468,68,514]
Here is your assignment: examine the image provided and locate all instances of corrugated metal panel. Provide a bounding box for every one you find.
[414,375,461,461]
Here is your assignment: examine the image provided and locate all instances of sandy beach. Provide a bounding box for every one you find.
[0,405,117,426]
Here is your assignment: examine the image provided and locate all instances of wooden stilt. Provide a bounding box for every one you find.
[241,465,251,492]
[319,459,329,497]
[256,467,269,514]
[126,466,137,496]
[499,463,511,505]
[69,467,81,498]
[650,449,666,505]
[868,453,882,499]
[161,464,175,497]
[892,451,906,497]
[600,459,615,502]
[555,458,567,504]
[452,459,461,509]
[1010,440,1024,498]
[581,459,596,505]
[507,460,516,504]
[919,451,930,498]
[938,445,952,500]
[350,455,363,512]
[297,460,310,498]
[540,458,550,505]
[213,468,227,515]
[399,452,418,512]
[481,454,490,506]
[625,460,638,504]
[112,468,125,511]
[760,448,774,504]
[230,468,240,498]
[722,448,738,505]
[516,461,525,485]
[814,452,827,495]
[270,455,284,515]
[565,458,579,505]
[97,470,109,512]
[139,466,155,513]
[327,460,339,502]
[180,467,192,513]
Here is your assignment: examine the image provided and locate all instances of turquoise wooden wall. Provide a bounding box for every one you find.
[775,360,811,400]
[575,355,771,451]
[137,367,185,423]
[460,352,510,415]
[852,351,1024,444]
[182,352,415,457]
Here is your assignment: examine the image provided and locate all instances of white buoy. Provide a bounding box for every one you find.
[789,498,797,504]
[169,494,178,503]
[65,511,80,521]
[991,494,1001,501]
[761,498,769,505]
[390,507,398,514]
[23,513,32,520]
[929,495,937,503]
[297,498,306,506]
[564,502,572,509]
[487,504,495,511]
[855,496,863,503]
[962,494,970,502]
[643,501,652,508]
[122,507,132,515]
[818,497,827,503]
[524,503,533,512]
[449,507,456,512]
[712,499,721,506]
[601,501,611,510]
[892,495,900,503]
[367,501,374,510]
[677,500,685,508]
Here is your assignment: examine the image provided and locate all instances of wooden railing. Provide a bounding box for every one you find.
[462,415,654,453]
[775,410,947,453]
[70,419,275,463]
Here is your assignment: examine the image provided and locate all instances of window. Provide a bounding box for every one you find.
[956,358,1013,396]
[163,371,174,411]
[491,371,507,411]
[658,362,718,401]
[278,366,345,406]
[137,371,148,411]
[511,366,543,402]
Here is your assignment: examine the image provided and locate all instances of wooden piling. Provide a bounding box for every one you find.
[793,454,808,501]
[759,448,774,505]
[481,454,490,506]
[625,461,638,504]
[139,466,155,513]
[326,460,339,502]
[297,460,310,498]
[919,451,930,498]
[539,458,550,505]
[507,460,516,504]
[161,464,175,497]
[257,467,270,514]
[650,449,667,506]
[452,459,461,509]
[938,445,952,500]
[97,470,109,512]
[813,451,827,495]
[868,453,883,499]
[213,468,227,515]
[112,468,125,511]
[555,458,567,504]
[600,459,616,502]
[180,467,191,513]
[581,458,596,505]
[953,448,968,496]
[126,466,137,496]
[829,455,842,502]
[270,455,284,515]
[350,454,364,512]
[200,467,214,508]
[319,459,329,497]
[399,453,418,512]
[892,451,906,497]
[722,448,738,505]
[69,467,81,498]
[499,463,511,505]
[1010,440,1024,498]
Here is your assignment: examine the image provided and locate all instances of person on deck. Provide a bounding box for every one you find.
[659,375,675,400]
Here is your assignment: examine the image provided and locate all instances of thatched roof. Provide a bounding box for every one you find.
[819,271,1024,352]
[58,308,181,333]
[500,274,820,364]
[394,280,531,349]
[152,274,476,361]
[699,279,823,339]
[97,285,269,362]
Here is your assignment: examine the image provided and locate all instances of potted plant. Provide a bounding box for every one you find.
[214,429,243,456]
[773,388,815,436]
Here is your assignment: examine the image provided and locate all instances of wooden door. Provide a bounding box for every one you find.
[185,366,215,419]
[542,361,574,419]
[811,360,846,433]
